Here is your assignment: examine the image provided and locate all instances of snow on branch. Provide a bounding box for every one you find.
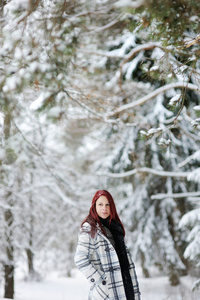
[0,202,17,210]
[30,92,52,111]
[178,124,200,142]
[185,34,200,48]
[179,208,200,227]
[120,42,162,67]
[81,49,124,59]
[71,8,111,19]
[151,191,200,200]
[17,0,40,24]
[113,0,145,9]
[178,150,200,168]
[193,105,200,111]
[107,82,199,117]
[118,42,163,87]
[89,18,121,33]
[98,167,188,178]
[82,42,162,60]
[187,168,200,183]
[48,185,77,207]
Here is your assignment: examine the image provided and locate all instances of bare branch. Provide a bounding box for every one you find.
[118,42,163,93]
[151,191,200,200]
[120,42,162,66]
[178,150,200,168]
[80,49,124,59]
[88,18,122,33]
[107,82,199,117]
[185,34,200,48]
[65,89,117,124]
[13,121,73,190]
[82,42,161,60]
[177,124,200,142]
[98,167,188,178]
[70,9,111,19]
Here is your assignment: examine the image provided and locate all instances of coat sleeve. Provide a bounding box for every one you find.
[74,224,105,285]
[126,246,141,300]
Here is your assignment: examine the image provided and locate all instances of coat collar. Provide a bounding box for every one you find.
[96,223,113,245]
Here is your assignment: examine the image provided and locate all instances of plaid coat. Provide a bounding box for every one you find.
[74,222,141,300]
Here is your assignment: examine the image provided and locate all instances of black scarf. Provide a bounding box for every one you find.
[99,217,135,300]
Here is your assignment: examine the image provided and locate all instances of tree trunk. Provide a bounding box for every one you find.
[26,248,35,275]
[140,251,150,278]
[3,109,15,298]
[26,172,36,279]
[4,208,14,299]
[4,264,14,299]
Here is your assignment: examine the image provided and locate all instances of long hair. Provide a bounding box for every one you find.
[81,190,125,238]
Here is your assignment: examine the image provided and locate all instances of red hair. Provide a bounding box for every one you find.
[81,190,125,238]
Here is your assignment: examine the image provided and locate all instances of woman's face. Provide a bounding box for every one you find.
[96,196,110,219]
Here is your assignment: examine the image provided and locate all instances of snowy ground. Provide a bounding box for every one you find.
[0,269,200,300]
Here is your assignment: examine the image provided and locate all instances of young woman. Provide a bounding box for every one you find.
[74,190,141,300]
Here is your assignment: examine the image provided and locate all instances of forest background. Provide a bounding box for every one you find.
[0,0,200,299]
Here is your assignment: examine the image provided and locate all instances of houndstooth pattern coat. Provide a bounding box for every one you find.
[74,222,141,300]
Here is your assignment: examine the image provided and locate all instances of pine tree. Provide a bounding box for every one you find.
[75,0,200,286]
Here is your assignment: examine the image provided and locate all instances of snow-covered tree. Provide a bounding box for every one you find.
[1,0,200,296]
[179,203,200,291]
[0,0,87,297]
[73,0,200,286]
